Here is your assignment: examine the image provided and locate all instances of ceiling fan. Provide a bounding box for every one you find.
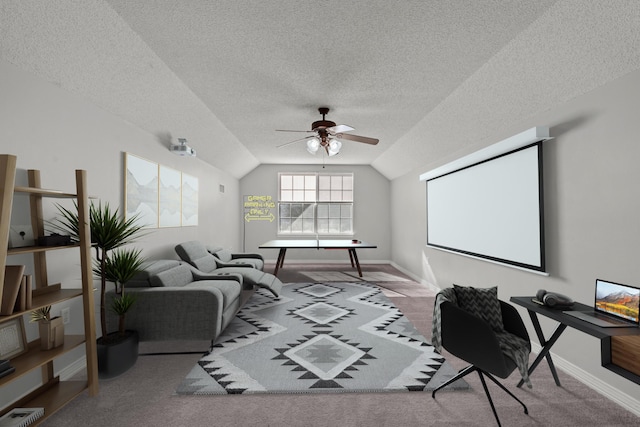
[276,107,379,156]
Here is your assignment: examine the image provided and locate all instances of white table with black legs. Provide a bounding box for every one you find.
[258,239,377,277]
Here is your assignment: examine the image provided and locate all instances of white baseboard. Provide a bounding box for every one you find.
[389,261,440,293]
[59,356,87,381]
[531,342,640,417]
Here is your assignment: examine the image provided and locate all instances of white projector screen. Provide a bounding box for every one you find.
[426,143,545,272]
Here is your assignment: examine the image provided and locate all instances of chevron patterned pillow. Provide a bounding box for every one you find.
[453,285,504,332]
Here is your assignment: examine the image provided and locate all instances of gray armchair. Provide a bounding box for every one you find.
[175,241,282,297]
[431,286,531,426]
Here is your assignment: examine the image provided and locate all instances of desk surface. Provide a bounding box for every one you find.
[510,296,640,339]
[259,239,377,249]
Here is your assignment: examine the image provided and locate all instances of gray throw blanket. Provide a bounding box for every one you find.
[431,288,531,388]
[431,287,457,354]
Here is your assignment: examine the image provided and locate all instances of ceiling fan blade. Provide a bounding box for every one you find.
[327,124,354,134]
[336,133,379,145]
[276,129,315,133]
[277,136,313,148]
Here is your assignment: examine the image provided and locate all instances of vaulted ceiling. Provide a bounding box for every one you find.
[2,1,639,179]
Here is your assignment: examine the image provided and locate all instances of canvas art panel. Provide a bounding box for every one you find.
[181,173,198,226]
[159,165,182,227]
[125,153,159,228]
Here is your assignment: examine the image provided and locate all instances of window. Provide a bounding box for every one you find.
[278,173,353,235]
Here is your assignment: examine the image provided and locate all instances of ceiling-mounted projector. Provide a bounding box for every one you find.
[170,138,196,157]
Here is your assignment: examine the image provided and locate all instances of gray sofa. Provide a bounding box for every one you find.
[175,240,282,297]
[105,260,253,343]
[207,246,265,270]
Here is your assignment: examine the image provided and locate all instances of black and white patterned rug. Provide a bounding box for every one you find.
[176,282,467,395]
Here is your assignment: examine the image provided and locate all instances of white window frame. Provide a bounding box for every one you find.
[278,172,354,235]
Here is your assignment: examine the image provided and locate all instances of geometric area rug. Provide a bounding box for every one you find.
[176,282,468,395]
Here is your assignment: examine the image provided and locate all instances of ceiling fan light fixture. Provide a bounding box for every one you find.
[276,107,379,155]
[306,137,320,154]
[328,139,342,156]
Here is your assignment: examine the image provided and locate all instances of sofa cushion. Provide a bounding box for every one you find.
[175,241,218,273]
[213,248,233,262]
[150,264,194,287]
[192,255,218,273]
[453,284,504,332]
[229,257,264,270]
[190,280,241,307]
[213,267,282,297]
[126,260,182,288]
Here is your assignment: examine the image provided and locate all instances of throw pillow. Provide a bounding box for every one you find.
[453,284,504,332]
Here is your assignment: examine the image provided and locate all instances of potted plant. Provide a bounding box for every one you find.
[50,201,147,378]
[30,305,64,350]
[101,248,144,336]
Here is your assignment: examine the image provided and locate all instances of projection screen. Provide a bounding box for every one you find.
[425,142,545,272]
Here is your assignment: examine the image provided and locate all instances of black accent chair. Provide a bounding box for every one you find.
[432,299,530,427]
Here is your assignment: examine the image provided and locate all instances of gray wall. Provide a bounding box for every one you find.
[0,59,241,405]
[390,69,640,403]
[240,164,390,263]
[2,0,640,412]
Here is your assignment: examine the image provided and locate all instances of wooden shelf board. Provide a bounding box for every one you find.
[0,335,85,387]
[0,379,88,423]
[13,186,97,200]
[13,186,76,198]
[8,243,80,255]
[30,380,88,425]
[0,288,82,322]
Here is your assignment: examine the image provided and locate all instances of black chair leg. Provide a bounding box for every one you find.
[432,365,476,398]
[483,371,529,415]
[433,366,529,427]
[477,370,529,427]
[478,371,502,427]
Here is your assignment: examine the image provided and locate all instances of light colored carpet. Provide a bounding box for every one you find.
[299,271,411,282]
[176,282,466,395]
[41,264,639,427]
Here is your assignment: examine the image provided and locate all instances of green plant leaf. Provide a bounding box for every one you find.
[48,200,150,337]
[50,201,147,251]
[100,248,146,285]
[30,305,51,322]
[110,292,137,316]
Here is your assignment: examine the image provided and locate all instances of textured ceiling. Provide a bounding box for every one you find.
[2,1,640,179]
[103,0,557,175]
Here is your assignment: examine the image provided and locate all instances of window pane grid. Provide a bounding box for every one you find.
[278,173,353,235]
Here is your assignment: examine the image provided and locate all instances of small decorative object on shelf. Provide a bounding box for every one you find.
[12,275,27,312]
[37,233,71,246]
[0,407,44,427]
[1,265,25,315]
[30,306,65,350]
[0,318,27,360]
[8,225,34,248]
[0,359,15,379]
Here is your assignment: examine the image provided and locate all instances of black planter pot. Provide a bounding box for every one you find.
[97,330,139,379]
